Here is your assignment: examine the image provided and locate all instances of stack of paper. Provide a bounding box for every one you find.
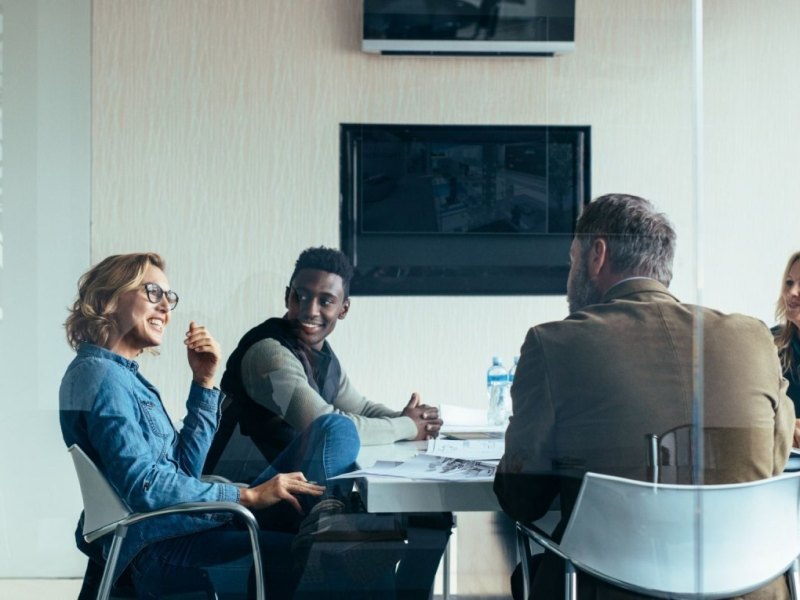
[425,438,504,461]
[331,439,504,482]
[438,403,505,438]
[389,454,497,481]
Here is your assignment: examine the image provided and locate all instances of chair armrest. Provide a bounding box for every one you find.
[121,501,257,529]
[202,474,249,488]
[516,521,570,562]
[84,501,256,544]
[90,502,266,600]
[202,474,233,484]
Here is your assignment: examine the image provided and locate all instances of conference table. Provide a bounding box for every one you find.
[354,440,502,513]
[352,441,505,598]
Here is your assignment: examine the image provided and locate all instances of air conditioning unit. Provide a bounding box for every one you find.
[362,0,576,57]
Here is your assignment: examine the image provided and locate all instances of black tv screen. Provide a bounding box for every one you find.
[340,124,590,295]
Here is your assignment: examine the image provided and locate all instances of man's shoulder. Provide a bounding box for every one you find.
[682,303,770,331]
[528,299,769,342]
[243,337,301,370]
[246,336,294,354]
[236,317,291,345]
[696,307,774,347]
[528,302,639,338]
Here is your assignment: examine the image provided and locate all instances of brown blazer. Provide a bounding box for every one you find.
[494,278,794,600]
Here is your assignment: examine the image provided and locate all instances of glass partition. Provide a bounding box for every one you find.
[453,1,700,595]
[7,1,799,598]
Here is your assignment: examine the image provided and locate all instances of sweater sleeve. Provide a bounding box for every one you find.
[241,339,417,445]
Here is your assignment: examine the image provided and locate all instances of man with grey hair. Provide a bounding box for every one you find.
[494,194,794,600]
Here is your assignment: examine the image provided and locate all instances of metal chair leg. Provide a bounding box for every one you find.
[565,561,577,600]
[517,526,532,600]
[239,510,265,600]
[442,536,451,600]
[97,525,127,600]
[789,557,800,600]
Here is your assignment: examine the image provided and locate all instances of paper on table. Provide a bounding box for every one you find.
[389,454,497,481]
[439,403,489,427]
[426,438,505,461]
[439,403,505,435]
[329,460,407,480]
[330,453,498,482]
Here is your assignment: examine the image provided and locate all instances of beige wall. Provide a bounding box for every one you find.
[703,0,800,317]
[92,0,700,416]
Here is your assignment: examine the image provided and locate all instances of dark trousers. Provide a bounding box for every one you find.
[131,525,295,599]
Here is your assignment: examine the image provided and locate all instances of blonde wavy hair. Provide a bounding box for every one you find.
[65,253,166,350]
[775,251,800,373]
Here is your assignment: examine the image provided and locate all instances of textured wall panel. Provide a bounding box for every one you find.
[92,0,698,418]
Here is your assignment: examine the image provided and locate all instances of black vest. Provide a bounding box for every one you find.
[219,317,342,448]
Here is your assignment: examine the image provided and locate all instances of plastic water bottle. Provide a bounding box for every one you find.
[486,356,508,394]
[487,357,509,426]
[488,382,510,426]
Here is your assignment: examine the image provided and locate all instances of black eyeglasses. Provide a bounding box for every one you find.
[143,283,179,310]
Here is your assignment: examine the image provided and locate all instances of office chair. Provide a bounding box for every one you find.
[515,470,800,599]
[646,424,741,484]
[68,444,265,600]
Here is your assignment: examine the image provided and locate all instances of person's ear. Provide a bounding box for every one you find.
[339,297,350,320]
[587,238,609,278]
[284,286,290,309]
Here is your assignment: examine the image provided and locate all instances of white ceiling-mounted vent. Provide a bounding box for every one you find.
[363,0,575,57]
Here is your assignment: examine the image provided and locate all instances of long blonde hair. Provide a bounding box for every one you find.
[65,253,166,350]
[775,251,800,373]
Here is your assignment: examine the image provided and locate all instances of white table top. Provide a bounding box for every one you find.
[354,441,502,513]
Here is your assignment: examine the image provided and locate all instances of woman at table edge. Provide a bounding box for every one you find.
[59,252,359,598]
[774,250,800,447]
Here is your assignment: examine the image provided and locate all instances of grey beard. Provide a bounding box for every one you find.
[567,272,604,314]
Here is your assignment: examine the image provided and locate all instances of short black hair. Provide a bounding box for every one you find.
[290,246,354,296]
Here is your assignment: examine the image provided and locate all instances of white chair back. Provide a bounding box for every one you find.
[68,444,132,542]
[560,471,800,598]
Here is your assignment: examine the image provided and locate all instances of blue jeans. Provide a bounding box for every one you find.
[130,414,360,597]
[251,413,359,489]
[252,413,360,530]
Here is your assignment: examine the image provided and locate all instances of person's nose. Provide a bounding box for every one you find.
[156,295,170,312]
[791,283,800,298]
[301,298,320,318]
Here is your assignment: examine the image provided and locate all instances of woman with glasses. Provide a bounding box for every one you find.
[774,250,800,446]
[60,253,360,599]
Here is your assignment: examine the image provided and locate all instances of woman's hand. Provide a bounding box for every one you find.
[239,472,325,513]
[184,322,221,388]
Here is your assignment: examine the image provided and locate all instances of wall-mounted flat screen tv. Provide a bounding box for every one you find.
[340,124,590,295]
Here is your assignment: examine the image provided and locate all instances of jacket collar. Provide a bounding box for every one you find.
[77,342,140,374]
[602,277,680,304]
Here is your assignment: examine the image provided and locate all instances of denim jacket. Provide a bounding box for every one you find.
[60,343,240,580]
